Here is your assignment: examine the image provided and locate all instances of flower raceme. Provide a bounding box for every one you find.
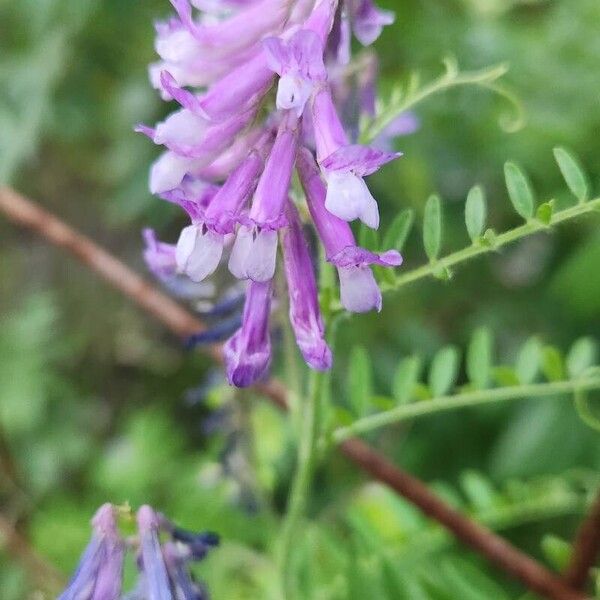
[140,0,404,387]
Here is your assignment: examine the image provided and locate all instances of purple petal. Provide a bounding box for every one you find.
[248,113,298,225]
[143,229,178,279]
[263,36,290,75]
[330,245,403,268]
[282,202,332,371]
[321,144,401,176]
[58,504,123,600]
[311,87,349,163]
[352,0,395,46]
[159,71,205,114]
[198,52,274,121]
[224,280,272,387]
[137,506,171,600]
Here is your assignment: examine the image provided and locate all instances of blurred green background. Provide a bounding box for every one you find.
[1,0,599,598]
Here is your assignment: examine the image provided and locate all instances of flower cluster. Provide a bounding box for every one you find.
[140,0,404,387]
[59,504,219,600]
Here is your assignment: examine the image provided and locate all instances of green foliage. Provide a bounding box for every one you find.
[382,209,414,252]
[331,335,600,442]
[465,186,487,243]
[392,356,421,405]
[423,194,442,261]
[467,328,493,390]
[504,162,535,220]
[349,346,374,417]
[553,147,589,203]
[428,345,460,397]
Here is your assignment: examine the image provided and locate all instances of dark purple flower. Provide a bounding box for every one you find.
[223,280,273,387]
[282,201,332,370]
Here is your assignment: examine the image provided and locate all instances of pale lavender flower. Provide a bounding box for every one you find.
[223,280,273,387]
[137,505,172,600]
[311,86,400,228]
[58,504,124,600]
[281,201,332,370]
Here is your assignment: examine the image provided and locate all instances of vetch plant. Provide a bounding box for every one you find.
[3,1,600,599]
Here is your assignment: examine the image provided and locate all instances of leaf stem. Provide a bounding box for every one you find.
[383,197,600,294]
[332,377,600,444]
[278,369,323,597]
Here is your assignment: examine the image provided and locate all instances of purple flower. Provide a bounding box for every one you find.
[282,201,332,370]
[224,280,273,387]
[229,112,299,282]
[263,30,327,116]
[175,133,272,282]
[297,147,401,312]
[350,0,395,47]
[171,0,292,61]
[58,504,124,600]
[198,52,275,122]
[140,0,402,386]
[143,229,178,280]
[310,86,400,228]
[137,505,172,600]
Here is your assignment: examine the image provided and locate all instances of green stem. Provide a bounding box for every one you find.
[278,369,324,597]
[360,61,516,143]
[383,197,600,294]
[331,377,600,444]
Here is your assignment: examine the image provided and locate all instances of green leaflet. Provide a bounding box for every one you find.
[465,186,487,243]
[423,194,442,261]
[504,161,535,219]
[554,147,589,202]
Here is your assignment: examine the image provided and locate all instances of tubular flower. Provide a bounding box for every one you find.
[140,0,403,386]
[58,504,124,600]
[59,504,219,600]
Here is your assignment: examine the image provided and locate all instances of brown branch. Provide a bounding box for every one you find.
[0,186,590,600]
[341,439,587,600]
[564,490,600,590]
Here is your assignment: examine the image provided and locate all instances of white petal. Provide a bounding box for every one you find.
[228,227,278,282]
[325,171,380,229]
[154,108,208,147]
[176,225,223,282]
[150,151,196,194]
[228,226,253,279]
[156,28,199,62]
[337,265,382,313]
[276,74,312,117]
